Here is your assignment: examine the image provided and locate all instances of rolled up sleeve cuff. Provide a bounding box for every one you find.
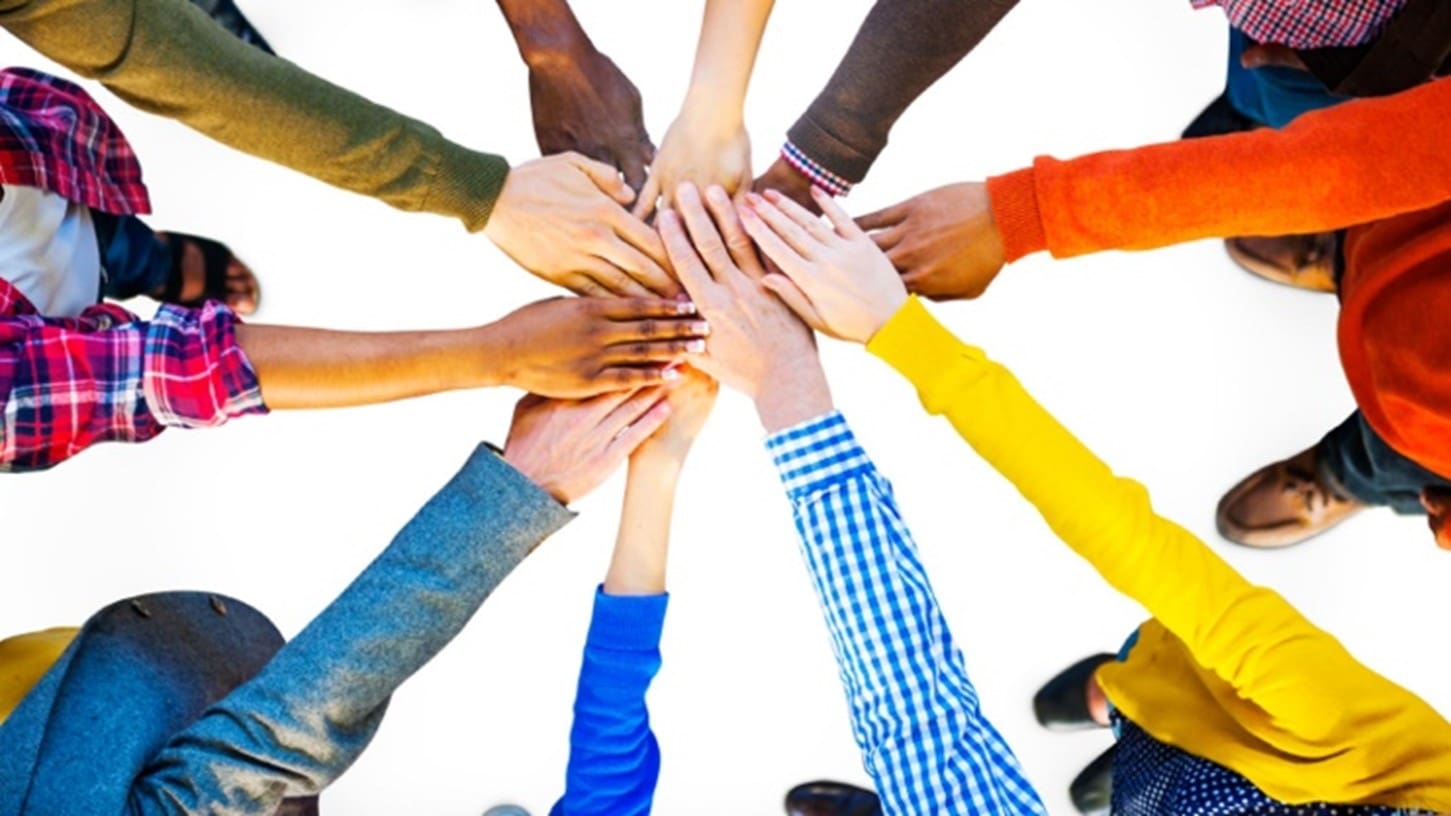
[765,411,873,501]
[142,302,268,429]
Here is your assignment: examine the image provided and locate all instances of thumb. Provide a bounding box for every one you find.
[573,154,635,206]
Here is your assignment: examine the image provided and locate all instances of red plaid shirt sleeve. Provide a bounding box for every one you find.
[0,281,267,472]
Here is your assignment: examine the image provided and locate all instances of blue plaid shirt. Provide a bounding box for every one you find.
[767,411,1047,816]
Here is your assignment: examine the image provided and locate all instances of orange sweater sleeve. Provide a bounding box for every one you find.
[987,76,1451,262]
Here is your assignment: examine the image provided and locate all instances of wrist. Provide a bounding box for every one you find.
[679,93,744,133]
[501,2,592,69]
[629,450,686,483]
[754,359,833,434]
[469,323,510,390]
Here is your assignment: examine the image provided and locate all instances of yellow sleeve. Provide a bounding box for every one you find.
[865,296,1375,742]
[0,0,509,231]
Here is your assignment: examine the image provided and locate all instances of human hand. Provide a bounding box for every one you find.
[657,183,815,398]
[503,387,674,504]
[1421,487,1451,551]
[740,187,906,344]
[751,155,823,214]
[526,44,655,192]
[483,296,708,398]
[855,182,1007,302]
[484,152,679,297]
[632,366,718,467]
[635,106,752,219]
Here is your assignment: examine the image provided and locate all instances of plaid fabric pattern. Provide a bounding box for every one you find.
[0,67,151,215]
[781,140,853,197]
[0,279,265,472]
[767,411,1047,816]
[1192,0,1410,48]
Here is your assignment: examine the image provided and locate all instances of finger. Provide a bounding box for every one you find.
[633,174,661,219]
[602,385,671,432]
[674,183,740,283]
[567,274,614,298]
[572,153,635,207]
[762,274,828,333]
[594,240,676,297]
[744,192,820,257]
[703,184,766,280]
[621,151,650,195]
[577,258,655,298]
[855,202,909,233]
[763,188,835,243]
[606,214,676,293]
[871,225,906,253]
[603,338,707,365]
[739,201,809,276]
[594,365,679,393]
[603,317,710,344]
[600,297,699,321]
[604,397,673,459]
[657,210,718,304]
[812,186,868,239]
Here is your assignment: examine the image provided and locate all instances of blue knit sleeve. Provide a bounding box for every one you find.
[551,587,668,816]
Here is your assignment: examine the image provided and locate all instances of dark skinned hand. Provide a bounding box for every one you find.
[529,44,656,193]
[856,182,1007,302]
[752,155,822,215]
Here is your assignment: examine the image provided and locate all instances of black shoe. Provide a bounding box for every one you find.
[1070,745,1117,816]
[1034,653,1115,731]
[784,780,883,816]
[1181,91,1257,140]
[188,0,275,55]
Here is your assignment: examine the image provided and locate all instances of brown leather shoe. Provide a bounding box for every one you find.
[1217,446,1366,548]
[1224,232,1338,293]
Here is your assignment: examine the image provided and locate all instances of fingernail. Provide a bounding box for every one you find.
[746,192,764,204]
[661,367,681,381]
[685,339,707,353]
[674,300,697,315]
[693,320,711,336]
[707,185,729,201]
[764,189,781,202]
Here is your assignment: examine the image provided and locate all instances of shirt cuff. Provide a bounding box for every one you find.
[781,141,853,197]
[986,166,1048,262]
[142,302,268,428]
[765,410,874,500]
[589,586,669,651]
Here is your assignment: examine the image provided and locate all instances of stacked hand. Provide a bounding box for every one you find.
[486,296,708,397]
[636,106,752,219]
[752,156,822,214]
[484,153,678,298]
[856,182,1007,302]
[526,42,655,192]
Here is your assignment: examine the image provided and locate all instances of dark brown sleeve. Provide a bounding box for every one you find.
[1296,0,1451,97]
[785,0,1019,184]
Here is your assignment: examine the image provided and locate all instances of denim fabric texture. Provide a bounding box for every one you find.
[1226,29,1346,128]
[1317,411,1451,513]
[0,443,573,815]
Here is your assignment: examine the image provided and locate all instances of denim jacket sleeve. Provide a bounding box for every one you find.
[118,444,574,815]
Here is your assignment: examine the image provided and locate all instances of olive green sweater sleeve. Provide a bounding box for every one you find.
[0,0,510,231]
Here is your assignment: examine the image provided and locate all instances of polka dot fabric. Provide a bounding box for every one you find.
[1110,715,1431,816]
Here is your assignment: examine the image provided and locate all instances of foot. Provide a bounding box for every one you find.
[1217,446,1366,548]
[153,232,261,316]
[1224,232,1338,293]
[1070,746,1116,816]
[1033,653,1115,731]
[784,780,882,816]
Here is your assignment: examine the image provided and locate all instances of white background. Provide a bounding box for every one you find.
[4,1,1449,813]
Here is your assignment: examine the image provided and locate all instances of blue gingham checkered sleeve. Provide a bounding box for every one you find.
[766,411,1047,815]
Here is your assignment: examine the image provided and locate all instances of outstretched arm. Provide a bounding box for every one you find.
[757,0,1020,207]
[553,371,716,816]
[745,190,1447,753]
[660,182,1047,814]
[635,0,775,217]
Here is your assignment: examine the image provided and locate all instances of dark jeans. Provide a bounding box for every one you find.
[91,211,171,302]
[1317,412,1451,513]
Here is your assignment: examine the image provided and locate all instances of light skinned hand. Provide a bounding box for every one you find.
[486,296,708,397]
[503,387,675,504]
[484,152,680,297]
[740,187,907,344]
[632,365,718,466]
[656,182,817,399]
[526,44,656,192]
[854,182,1007,302]
[634,110,752,220]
